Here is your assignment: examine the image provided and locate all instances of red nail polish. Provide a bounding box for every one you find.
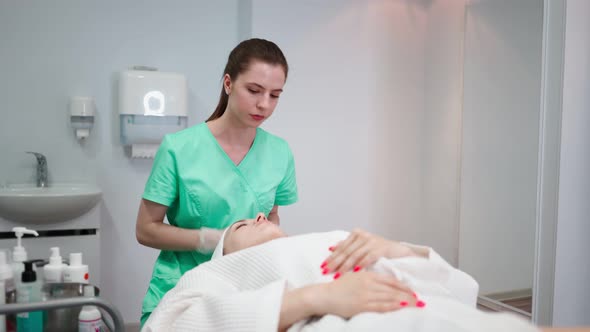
[329,246,335,251]
[322,268,329,275]
[413,292,417,298]
[321,261,327,268]
[400,301,408,307]
[416,300,426,308]
[333,272,341,280]
[353,266,361,272]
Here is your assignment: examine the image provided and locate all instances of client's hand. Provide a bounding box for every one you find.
[324,229,415,274]
[318,271,417,318]
[196,227,224,254]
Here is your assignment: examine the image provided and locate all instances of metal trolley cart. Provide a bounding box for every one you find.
[0,296,125,332]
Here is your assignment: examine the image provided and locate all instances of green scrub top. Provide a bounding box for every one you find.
[140,122,298,322]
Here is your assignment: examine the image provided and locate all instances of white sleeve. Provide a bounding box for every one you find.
[143,279,287,332]
[403,243,480,307]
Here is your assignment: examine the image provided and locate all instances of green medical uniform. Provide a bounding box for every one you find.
[140,122,298,326]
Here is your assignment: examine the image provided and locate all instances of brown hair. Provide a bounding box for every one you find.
[206,38,289,122]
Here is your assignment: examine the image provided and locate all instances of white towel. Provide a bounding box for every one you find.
[143,231,538,332]
[210,226,229,260]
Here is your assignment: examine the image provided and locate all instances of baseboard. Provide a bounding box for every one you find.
[484,288,533,301]
[124,322,141,332]
[477,295,532,320]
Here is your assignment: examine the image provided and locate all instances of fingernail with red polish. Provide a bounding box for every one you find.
[322,268,330,275]
[400,301,408,307]
[353,266,361,272]
[333,272,341,280]
[413,292,418,299]
[416,300,426,308]
[329,246,335,251]
[321,261,327,268]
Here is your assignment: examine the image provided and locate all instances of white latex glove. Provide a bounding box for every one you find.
[197,227,224,254]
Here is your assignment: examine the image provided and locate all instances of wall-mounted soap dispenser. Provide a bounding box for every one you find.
[70,96,95,140]
[119,67,188,158]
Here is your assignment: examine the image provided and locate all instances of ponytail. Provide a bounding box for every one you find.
[206,86,228,122]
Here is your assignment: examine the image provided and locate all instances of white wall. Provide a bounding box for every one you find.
[250,0,438,249]
[458,0,543,294]
[552,0,590,325]
[250,0,378,236]
[421,0,466,266]
[0,1,240,323]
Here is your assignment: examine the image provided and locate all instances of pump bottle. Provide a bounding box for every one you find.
[10,227,38,289]
[16,261,43,332]
[78,285,103,332]
[63,253,89,284]
[43,247,65,283]
[0,250,15,332]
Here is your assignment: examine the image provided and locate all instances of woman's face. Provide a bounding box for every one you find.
[224,60,286,128]
[223,213,286,255]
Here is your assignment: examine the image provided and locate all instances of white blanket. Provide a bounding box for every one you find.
[143,231,538,332]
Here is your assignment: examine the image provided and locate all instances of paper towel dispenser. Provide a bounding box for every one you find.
[119,68,188,158]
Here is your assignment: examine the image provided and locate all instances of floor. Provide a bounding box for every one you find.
[124,323,140,332]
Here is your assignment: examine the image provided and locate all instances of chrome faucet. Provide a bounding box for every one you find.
[26,152,48,188]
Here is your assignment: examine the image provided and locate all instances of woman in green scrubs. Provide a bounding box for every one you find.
[136,38,298,327]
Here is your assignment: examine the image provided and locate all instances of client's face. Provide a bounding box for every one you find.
[223,214,286,255]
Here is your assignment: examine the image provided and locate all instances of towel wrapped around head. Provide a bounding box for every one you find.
[211,227,229,260]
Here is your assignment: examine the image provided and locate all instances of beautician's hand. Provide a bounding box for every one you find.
[323,229,415,274]
[196,227,224,254]
[318,271,417,318]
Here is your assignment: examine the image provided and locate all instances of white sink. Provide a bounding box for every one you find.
[0,183,102,223]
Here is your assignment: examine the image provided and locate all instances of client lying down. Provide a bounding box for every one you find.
[143,214,538,332]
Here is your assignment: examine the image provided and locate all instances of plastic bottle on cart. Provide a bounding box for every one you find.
[63,253,89,284]
[0,250,15,332]
[42,247,65,283]
[78,285,103,332]
[10,227,39,289]
[16,261,43,332]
